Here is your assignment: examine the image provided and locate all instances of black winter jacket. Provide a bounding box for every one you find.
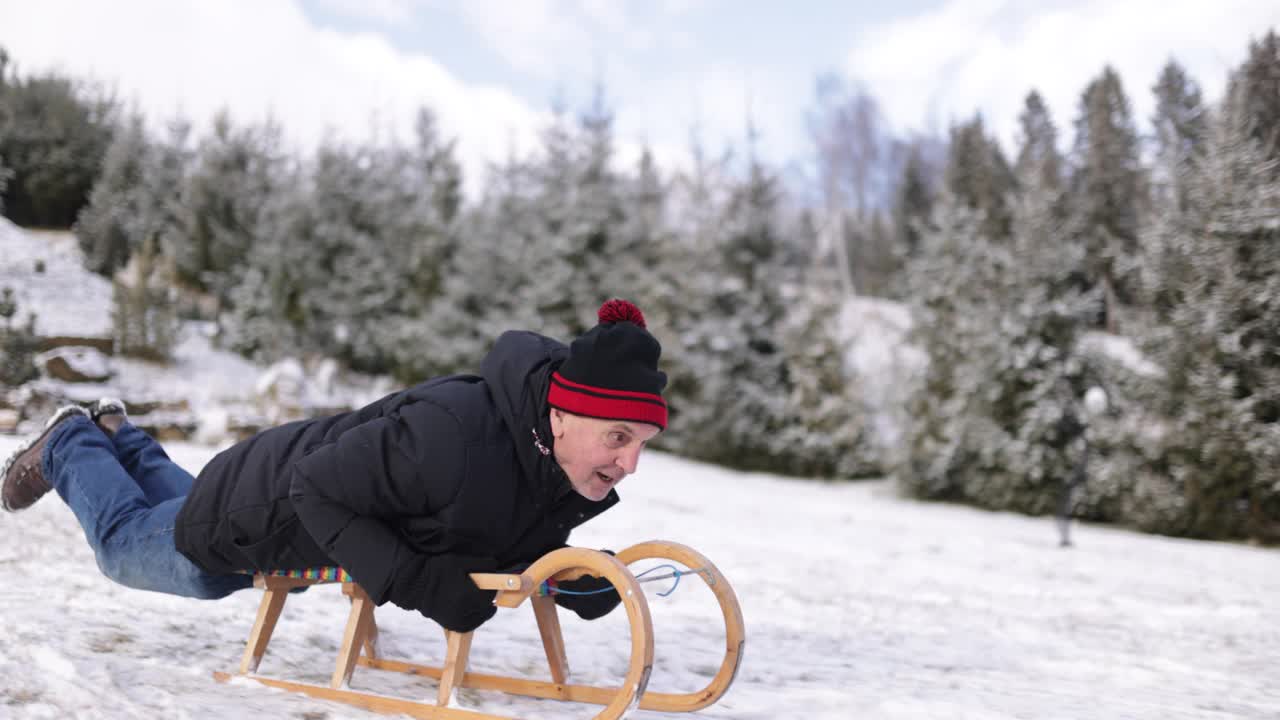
[173,331,618,621]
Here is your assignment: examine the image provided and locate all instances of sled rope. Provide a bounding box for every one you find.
[538,564,708,598]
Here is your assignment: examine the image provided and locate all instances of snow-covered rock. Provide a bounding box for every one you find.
[36,346,113,383]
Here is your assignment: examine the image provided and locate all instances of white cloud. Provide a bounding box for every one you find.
[0,0,547,195]
[848,0,1280,153]
[311,0,417,25]
[455,0,661,81]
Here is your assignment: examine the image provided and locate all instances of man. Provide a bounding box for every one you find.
[1,299,666,633]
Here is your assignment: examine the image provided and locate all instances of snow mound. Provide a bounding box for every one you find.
[0,219,112,339]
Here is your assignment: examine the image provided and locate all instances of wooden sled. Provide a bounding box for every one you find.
[214,540,744,720]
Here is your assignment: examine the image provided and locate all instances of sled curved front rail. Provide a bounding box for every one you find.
[465,541,744,713]
[614,540,745,712]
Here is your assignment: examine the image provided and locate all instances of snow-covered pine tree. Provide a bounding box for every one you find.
[1067,66,1146,333]
[416,149,545,377]
[568,90,630,324]
[1137,61,1210,325]
[657,133,735,455]
[901,197,996,500]
[891,140,936,261]
[1137,33,1280,541]
[75,112,152,276]
[677,152,875,478]
[168,111,284,326]
[902,102,1093,512]
[944,114,1015,242]
[378,109,465,379]
[1150,60,1209,216]
[230,109,462,378]
[225,145,330,362]
[326,110,462,375]
[1015,91,1064,208]
[419,103,589,379]
[610,150,681,350]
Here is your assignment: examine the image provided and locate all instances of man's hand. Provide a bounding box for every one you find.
[424,554,498,633]
[553,549,622,620]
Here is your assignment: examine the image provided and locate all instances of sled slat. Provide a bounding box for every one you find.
[214,672,510,720]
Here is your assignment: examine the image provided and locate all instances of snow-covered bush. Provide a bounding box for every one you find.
[111,237,180,362]
[0,286,39,386]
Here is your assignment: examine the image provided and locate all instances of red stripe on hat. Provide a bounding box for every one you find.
[548,375,668,430]
[550,372,667,403]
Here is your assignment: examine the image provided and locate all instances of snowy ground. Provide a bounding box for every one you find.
[1,436,1277,720]
[3,220,1277,718]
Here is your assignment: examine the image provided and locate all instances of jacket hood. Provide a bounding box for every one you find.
[479,331,575,501]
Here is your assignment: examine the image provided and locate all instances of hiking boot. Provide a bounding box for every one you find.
[90,397,128,437]
[1,405,90,512]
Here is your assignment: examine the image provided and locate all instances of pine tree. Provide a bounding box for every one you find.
[1150,60,1208,215]
[0,57,116,227]
[1139,32,1280,541]
[891,140,935,259]
[1015,91,1064,204]
[1139,61,1210,324]
[169,111,283,322]
[111,235,180,361]
[75,112,152,275]
[901,94,1092,513]
[1067,66,1145,333]
[679,155,875,478]
[230,108,463,378]
[659,134,734,453]
[944,115,1015,241]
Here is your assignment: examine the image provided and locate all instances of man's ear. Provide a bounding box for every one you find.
[549,407,567,437]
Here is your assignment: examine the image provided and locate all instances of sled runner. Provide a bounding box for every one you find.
[213,541,744,720]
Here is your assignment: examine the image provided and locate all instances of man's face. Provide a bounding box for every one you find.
[549,410,662,501]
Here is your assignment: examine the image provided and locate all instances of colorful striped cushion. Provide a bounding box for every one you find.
[257,567,352,583]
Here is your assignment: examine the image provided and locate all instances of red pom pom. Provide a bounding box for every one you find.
[598,299,646,328]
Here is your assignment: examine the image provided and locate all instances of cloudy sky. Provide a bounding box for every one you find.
[2,0,1277,190]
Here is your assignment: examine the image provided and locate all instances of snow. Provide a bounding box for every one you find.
[838,296,926,451]
[0,220,113,339]
[33,346,113,381]
[1,225,1276,718]
[1,436,1277,719]
[1084,386,1109,416]
[1078,331,1165,379]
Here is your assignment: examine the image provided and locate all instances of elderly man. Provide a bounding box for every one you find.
[1,299,666,632]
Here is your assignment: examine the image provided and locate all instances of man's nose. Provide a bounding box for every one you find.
[616,446,642,475]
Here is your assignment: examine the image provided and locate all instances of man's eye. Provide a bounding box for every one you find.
[608,432,627,445]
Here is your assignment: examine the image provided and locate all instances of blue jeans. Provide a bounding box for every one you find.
[44,415,252,599]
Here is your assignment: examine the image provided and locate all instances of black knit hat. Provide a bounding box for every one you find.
[547,299,668,430]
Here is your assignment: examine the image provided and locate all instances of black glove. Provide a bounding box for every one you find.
[553,549,621,621]
[423,554,498,633]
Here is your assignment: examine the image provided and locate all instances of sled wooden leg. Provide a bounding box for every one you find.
[363,606,381,660]
[332,583,376,689]
[531,594,569,684]
[437,630,474,707]
[240,587,289,674]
